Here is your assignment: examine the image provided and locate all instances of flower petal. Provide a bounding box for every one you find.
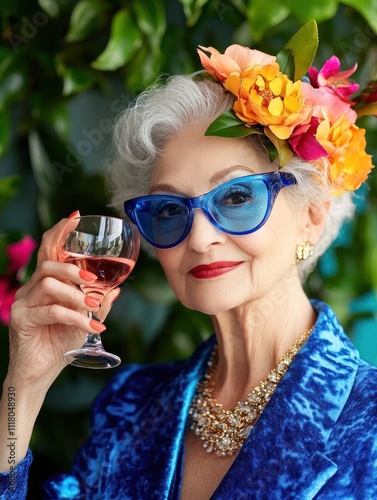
[269,124,292,140]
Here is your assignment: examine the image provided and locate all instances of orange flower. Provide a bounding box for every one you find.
[223,63,311,140]
[316,114,374,194]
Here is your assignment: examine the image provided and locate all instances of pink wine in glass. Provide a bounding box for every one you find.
[59,252,135,295]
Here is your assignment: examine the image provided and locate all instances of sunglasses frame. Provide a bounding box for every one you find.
[124,171,297,248]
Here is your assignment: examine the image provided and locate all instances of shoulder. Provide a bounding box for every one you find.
[332,359,377,448]
[348,359,377,414]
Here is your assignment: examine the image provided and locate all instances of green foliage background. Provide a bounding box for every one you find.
[0,0,377,496]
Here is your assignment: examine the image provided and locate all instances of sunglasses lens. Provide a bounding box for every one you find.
[133,198,190,247]
[208,177,269,233]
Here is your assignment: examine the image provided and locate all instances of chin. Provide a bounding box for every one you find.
[179,289,248,316]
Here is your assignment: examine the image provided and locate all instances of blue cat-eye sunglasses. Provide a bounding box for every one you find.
[124,171,297,248]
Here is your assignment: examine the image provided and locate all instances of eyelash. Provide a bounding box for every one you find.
[220,186,254,205]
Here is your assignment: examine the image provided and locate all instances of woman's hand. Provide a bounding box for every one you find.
[6,212,120,389]
[0,212,121,471]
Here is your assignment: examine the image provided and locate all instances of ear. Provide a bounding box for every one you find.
[299,201,331,245]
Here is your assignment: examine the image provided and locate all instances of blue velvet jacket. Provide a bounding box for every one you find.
[1,300,377,499]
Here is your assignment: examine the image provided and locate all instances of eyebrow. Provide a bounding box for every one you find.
[149,165,257,195]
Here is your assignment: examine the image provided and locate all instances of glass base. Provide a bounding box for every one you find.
[64,347,121,369]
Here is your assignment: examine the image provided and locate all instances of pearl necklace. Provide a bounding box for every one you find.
[189,328,313,457]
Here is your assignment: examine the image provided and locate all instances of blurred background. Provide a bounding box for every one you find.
[0,0,376,496]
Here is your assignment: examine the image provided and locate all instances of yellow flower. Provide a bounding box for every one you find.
[224,63,310,140]
[316,114,374,194]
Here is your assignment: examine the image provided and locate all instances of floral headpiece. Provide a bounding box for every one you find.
[197,20,376,195]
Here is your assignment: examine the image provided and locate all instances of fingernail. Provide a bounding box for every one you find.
[85,296,101,308]
[79,269,98,282]
[68,210,80,219]
[90,320,106,333]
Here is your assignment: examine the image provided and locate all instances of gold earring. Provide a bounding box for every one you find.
[295,241,315,263]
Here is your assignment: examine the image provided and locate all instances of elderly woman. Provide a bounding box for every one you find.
[1,23,377,499]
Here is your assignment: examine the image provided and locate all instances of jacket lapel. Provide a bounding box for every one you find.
[212,301,360,499]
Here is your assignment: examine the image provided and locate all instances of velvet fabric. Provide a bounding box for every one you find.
[1,300,377,499]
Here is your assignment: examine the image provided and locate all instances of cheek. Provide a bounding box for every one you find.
[155,248,183,280]
[233,220,298,266]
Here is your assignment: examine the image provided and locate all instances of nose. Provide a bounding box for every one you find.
[186,209,227,252]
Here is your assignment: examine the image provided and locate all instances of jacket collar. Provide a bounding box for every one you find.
[212,300,360,498]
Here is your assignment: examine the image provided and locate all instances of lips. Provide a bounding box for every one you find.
[189,261,243,279]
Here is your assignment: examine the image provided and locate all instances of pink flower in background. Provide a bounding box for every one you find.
[6,235,37,274]
[0,277,17,325]
[0,235,37,326]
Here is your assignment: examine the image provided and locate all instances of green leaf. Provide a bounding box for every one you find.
[246,0,289,42]
[65,0,110,42]
[284,19,319,81]
[60,65,96,96]
[0,175,22,212]
[0,109,10,157]
[0,54,27,108]
[339,0,377,34]
[28,130,59,197]
[91,8,143,71]
[125,44,160,89]
[205,111,264,138]
[276,49,295,80]
[285,0,338,24]
[37,99,71,140]
[133,0,166,55]
[263,127,293,166]
[179,0,210,27]
[38,0,60,17]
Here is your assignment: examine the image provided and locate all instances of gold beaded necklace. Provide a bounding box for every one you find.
[189,327,313,458]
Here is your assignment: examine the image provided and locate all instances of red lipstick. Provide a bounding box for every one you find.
[189,261,242,279]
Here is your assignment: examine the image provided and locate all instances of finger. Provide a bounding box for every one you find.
[15,260,97,301]
[36,212,81,265]
[15,275,102,314]
[15,304,106,334]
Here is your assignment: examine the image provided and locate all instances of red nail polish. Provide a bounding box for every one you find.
[79,269,98,282]
[68,210,80,219]
[90,320,106,333]
[85,296,101,308]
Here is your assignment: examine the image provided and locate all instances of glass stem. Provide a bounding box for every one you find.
[84,311,105,349]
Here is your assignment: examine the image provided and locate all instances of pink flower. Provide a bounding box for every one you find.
[0,277,18,326]
[308,55,359,99]
[6,235,37,274]
[301,82,357,124]
[197,44,276,82]
[289,117,328,161]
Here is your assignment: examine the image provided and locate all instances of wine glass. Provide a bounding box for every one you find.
[58,215,140,369]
